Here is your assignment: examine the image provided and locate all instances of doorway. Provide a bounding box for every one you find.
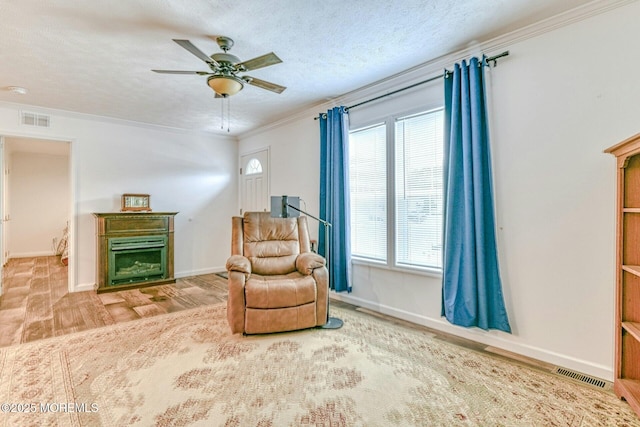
[0,136,72,296]
[240,148,270,214]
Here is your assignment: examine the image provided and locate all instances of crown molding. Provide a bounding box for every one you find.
[0,100,236,141]
[237,101,327,139]
[487,0,636,49]
[240,0,633,140]
[333,0,633,108]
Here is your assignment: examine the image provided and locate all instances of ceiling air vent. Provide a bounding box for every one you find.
[21,111,51,128]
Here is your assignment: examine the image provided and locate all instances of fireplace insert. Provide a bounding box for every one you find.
[108,235,167,286]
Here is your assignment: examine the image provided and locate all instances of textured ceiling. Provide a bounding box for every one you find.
[0,0,596,136]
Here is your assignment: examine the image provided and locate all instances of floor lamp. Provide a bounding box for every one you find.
[270,195,343,329]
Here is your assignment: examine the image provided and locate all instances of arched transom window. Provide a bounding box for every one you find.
[245,158,263,175]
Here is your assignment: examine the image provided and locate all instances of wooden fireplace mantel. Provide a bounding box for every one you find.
[93,212,178,293]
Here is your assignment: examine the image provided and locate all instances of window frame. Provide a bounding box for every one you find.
[349,105,444,277]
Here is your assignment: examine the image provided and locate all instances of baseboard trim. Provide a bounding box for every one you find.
[74,283,96,292]
[10,251,56,258]
[175,266,225,279]
[71,267,225,294]
[330,292,613,382]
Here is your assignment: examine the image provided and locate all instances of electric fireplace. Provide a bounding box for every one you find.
[94,212,177,293]
[109,235,167,285]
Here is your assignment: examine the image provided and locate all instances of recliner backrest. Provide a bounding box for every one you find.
[239,212,305,275]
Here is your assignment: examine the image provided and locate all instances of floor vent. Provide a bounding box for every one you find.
[21,111,51,128]
[553,367,610,390]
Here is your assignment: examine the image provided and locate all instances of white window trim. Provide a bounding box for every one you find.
[351,256,443,278]
[349,106,444,274]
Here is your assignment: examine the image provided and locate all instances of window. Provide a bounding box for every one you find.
[245,158,263,175]
[349,124,387,261]
[395,110,444,268]
[349,108,444,270]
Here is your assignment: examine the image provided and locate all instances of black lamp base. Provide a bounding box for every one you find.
[319,316,343,329]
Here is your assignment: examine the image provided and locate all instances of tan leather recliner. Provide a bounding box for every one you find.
[226,211,329,334]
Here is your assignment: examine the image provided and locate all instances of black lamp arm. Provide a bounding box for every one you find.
[286,204,332,228]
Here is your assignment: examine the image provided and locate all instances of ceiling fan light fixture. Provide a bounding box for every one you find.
[207,75,244,97]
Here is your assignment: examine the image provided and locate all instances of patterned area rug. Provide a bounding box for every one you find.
[0,303,638,426]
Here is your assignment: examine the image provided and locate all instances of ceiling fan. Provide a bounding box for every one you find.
[152,36,286,97]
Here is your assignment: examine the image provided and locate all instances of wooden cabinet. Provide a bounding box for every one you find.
[93,212,177,293]
[606,133,640,417]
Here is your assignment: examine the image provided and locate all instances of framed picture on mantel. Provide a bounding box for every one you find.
[121,194,151,212]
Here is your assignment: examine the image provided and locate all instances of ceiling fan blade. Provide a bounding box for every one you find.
[244,76,286,94]
[152,70,211,75]
[172,39,219,67]
[236,52,282,71]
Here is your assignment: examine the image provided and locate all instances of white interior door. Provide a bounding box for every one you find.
[240,148,270,214]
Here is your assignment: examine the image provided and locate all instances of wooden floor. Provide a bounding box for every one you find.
[0,256,228,347]
[0,256,589,389]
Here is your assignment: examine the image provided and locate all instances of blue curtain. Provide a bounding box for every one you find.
[442,57,511,333]
[319,106,352,292]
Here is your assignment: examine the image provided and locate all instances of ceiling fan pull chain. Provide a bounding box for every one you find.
[227,96,231,133]
[220,97,224,130]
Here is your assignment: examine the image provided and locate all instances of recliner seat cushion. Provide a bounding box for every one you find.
[249,251,298,275]
[245,273,316,309]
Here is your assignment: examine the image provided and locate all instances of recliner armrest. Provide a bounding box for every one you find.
[226,255,251,276]
[296,252,326,275]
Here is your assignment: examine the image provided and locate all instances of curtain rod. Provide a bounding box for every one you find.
[315,51,509,119]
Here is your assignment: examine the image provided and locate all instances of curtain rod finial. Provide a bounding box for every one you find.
[486,51,509,67]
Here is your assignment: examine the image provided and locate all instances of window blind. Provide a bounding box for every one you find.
[349,123,387,261]
[395,109,444,268]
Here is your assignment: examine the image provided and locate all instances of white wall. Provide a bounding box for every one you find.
[240,117,322,241]
[9,150,69,257]
[0,107,238,291]
[238,2,640,380]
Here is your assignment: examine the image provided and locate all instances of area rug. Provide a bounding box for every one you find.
[0,303,638,427]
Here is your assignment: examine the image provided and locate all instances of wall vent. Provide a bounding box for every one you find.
[21,111,51,128]
[553,367,611,390]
